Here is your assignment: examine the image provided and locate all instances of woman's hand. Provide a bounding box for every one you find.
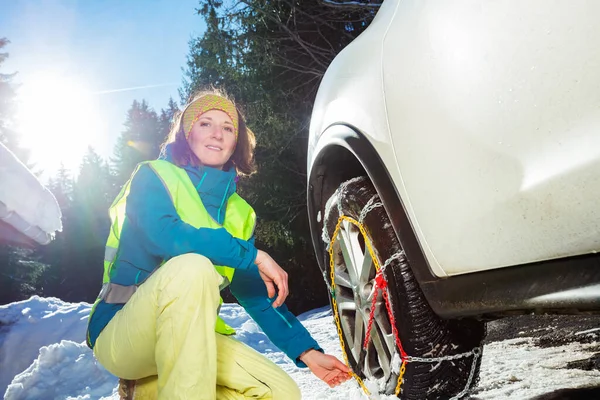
[255,250,289,308]
[299,350,352,388]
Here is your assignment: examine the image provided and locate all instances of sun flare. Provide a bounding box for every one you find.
[16,73,104,173]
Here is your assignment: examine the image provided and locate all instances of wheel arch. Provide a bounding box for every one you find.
[307,124,438,289]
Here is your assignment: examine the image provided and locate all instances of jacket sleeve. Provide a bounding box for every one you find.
[125,164,257,270]
[230,258,323,368]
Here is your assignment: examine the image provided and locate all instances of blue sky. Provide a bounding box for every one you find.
[1,0,205,174]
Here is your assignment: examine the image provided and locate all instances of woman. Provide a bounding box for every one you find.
[86,91,351,399]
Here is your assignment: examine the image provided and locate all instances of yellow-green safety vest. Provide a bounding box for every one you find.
[89,160,256,338]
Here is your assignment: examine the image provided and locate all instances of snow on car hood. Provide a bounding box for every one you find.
[0,142,62,245]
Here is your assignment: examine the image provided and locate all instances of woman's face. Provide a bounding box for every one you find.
[187,109,236,170]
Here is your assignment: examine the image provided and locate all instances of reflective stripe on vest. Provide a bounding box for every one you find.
[89,160,256,343]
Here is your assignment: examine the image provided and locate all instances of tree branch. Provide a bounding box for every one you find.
[272,62,324,77]
[320,0,382,9]
[279,0,355,40]
[240,0,330,70]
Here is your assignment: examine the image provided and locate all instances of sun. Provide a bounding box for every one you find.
[16,72,104,174]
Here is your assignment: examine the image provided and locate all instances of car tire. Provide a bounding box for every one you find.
[323,176,485,399]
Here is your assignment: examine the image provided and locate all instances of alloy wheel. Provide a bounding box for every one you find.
[332,218,397,382]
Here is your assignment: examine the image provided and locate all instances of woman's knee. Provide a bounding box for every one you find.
[159,253,223,287]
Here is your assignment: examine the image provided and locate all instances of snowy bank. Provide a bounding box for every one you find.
[0,297,94,393]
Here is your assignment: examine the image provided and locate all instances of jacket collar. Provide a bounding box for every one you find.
[161,144,237,224]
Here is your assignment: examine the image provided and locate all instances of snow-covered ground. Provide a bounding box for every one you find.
[1,297,599,400]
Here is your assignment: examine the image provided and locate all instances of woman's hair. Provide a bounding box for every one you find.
[160,89,257,176]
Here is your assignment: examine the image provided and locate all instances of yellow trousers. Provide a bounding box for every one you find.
[94,254,301,400]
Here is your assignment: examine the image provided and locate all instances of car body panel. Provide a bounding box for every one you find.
[309,0,600,278]
[308,0,396,152]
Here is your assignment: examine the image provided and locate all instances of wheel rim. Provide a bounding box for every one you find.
[332,219,397,382]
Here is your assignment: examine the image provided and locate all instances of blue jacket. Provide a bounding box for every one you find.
[87,147,321,367]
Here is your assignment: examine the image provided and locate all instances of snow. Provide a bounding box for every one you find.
[1,297,599,400]
[0,142,62,244]
[0,297,93,393]
[474,337,600,399]
[576,327,600,336]
[6,340,117,400]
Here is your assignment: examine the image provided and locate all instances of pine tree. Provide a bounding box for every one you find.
[52,147,112,301]
[111,100,162,188]
[0,247,46,304]
[157,97,180,153]
[49,164,74,213]
[0,37,30,163]
[181,1,377,313]
[0,37,43,304]
[39,164,74,297]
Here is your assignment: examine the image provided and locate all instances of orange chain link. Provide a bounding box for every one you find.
[381,285,408,395]
[362,281,379,350]
[328,215,406,398]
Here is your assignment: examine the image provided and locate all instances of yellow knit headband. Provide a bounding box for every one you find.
[182,94,239,139]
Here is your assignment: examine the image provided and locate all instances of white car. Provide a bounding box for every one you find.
[307,1,600,398]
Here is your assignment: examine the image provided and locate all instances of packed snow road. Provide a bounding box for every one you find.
[470,314,600,400]
[1,298,599,399]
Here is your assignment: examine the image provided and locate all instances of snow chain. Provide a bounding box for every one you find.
[327,212,481,399]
